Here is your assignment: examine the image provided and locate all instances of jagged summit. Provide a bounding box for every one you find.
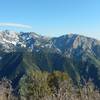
[0,30,100,54]
[0,30,100,89]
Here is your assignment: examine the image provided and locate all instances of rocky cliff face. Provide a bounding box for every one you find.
[0,30,100,88]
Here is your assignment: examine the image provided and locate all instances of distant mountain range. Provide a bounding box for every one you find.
[0,30,100,88]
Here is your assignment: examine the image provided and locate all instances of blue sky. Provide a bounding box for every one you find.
[0,0,100,39]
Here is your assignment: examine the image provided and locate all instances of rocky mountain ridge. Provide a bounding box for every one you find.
[0,30,100,88]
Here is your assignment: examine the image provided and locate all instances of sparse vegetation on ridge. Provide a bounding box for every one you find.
[1,71,100,100]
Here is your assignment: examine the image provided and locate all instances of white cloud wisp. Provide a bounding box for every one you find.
[0,23,32,29]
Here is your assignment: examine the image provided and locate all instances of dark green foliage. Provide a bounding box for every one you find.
[18,71,100,100]
[47,71,69,95]
[0,51,100,90]
[19,71,51,100]
[0,71,100,100]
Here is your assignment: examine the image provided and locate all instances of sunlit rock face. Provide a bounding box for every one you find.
[0,30,100,88]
